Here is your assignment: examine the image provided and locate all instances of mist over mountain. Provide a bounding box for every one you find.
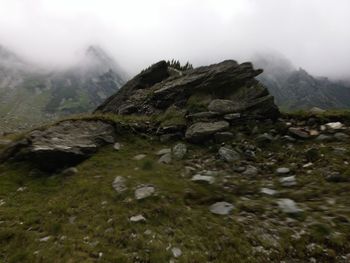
[254,53,350,110]
[0,45,127,132]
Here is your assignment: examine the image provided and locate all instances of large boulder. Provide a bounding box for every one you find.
[0,120,116,172]
[95,60,280,119]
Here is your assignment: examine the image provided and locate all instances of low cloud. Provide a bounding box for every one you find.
[0,0,349,78]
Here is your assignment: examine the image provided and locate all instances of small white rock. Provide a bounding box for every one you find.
[260,188,277,196]
[209,201,234,215]
[326,122,343,130]
[171,247,182,258]
[191,174,215,184]
[113,142,122,151]
[279,175,297,187]
[135,186,155,200]
[156,148,171,156]
[276,167,290,174]
[133,154,146,160]
[130,215,146,222]
[39,236,52,242]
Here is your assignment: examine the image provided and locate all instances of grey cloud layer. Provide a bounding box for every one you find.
[0,0,349,78]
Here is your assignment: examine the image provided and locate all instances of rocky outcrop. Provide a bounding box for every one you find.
[96,60,279,143]
[1,59,280,171]
[96,60,279,119]
[0,120,116,171]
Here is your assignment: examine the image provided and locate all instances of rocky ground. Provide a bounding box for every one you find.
[0,60,350,262]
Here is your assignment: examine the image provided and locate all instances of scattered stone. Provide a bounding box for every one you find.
[185,121,230,142]
[234,166,246,172]
[334,132,349,141]
[261,188,277,196]
[288,127,310,139]
[112,176,127,193]
[325,122,343,130]
[242,165,258,176]
[218,147,240,162]
[133,154,146,160]
[39,236,52,242]
[310,107,325,114]
[281,135,296,142]
[156,148,171,156]
[224,113,241,121]
[171,247,182,258]
[214,132,234,143]
[17,187,27,192]
[172,143,187,160]
[191,174,215,184]
[276,167,290,175]
[209,201,234,215]
[69,216,76,224]
[130,215,146,222]
[303,162,313,168]
[208,99,238,114]
[135,186,155,200]
[255,133,274,146]
[309,130,319,136]
[61,167,78,176]
[277,199,303,214]
[113,142,122,151]
[158,153,172,164]
[315,134,333,142]
[279,176,297,187]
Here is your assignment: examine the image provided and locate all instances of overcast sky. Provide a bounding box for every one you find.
[0,0,349,78]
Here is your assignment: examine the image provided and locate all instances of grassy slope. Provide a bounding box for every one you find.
[0,121,350,262]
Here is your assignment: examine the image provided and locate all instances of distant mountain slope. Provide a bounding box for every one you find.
[0,45,127,132]
[254,53,350,111]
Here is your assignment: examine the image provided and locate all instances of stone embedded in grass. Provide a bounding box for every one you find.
[130,215,146,222]
[277,198,303,214]
[133,154,147,161]
[112,176,127,193]
[279,175,297,187]
[191,174,215,184]
[325,122,343,130]
[209,201,234,215]
[289,127,310,139]
[261,188,277,196]
[158,153,172,164]
[218,147,240,162]
[242,165,258,176]
[61,167,78,176]
[135,185,155,200]
[173,143,187,160]
[316,134,334,143]
[171,247,182,258]
[276,167,290,175]
[156,148,171,156]
[334,132,349,141]
[39,236,52,242]
[113,142,122,151]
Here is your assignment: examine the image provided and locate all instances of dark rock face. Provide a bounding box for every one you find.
[95,60,280,119]
[0,120,116,171]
